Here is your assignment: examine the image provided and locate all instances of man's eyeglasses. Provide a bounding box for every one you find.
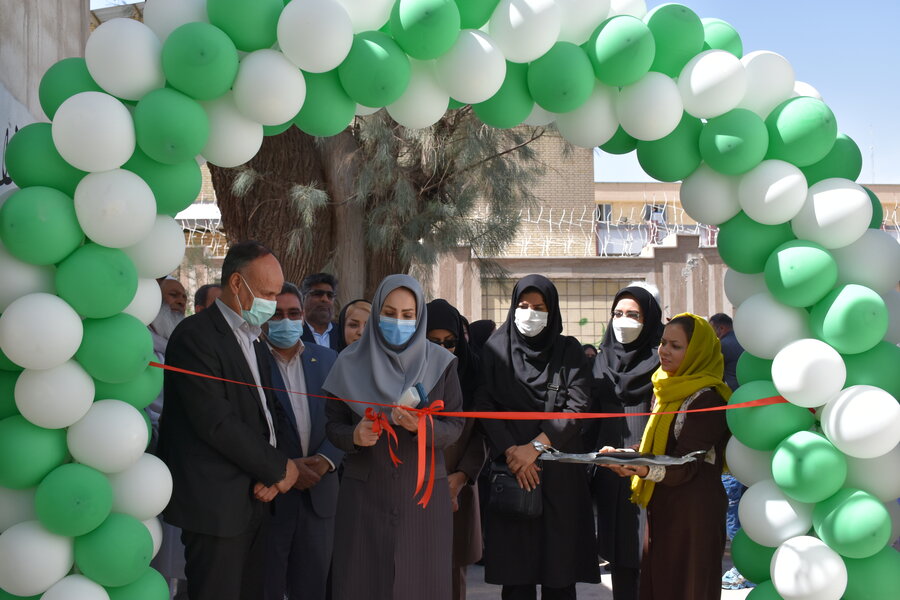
[611,310,641,320]
[307,290,335,300]
[428,338,458,349]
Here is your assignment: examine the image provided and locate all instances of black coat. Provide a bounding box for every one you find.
[301,322,342,352]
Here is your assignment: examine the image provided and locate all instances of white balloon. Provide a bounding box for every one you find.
[844,445,900,502]
[771,536,847,600]
[123,278,164,326]
[555,83,618,148]
[557,0,611,44]
[355,104,381,117]
[200,93,264,168]
[523,103,554,126]
[0,487,35,533]
[123,216,186,279]
[51,92,135,173]
[0,243,55,312]
[737,51,795,118]
[14,360,95,430]
[616,72,683,141]
[724,269,767,308]
[679,164,742,226]
[143,517,163,559]
[771,339,846,409]
[821,385,900,459]
[85,18,164,101]
[738,479,814,547]
[233,49,306,126]
[884,290,900,345]
[74,169,158,249]
[733,292,810,359]
[142,0,208,42]
[42,574,110,600]
[725,436,773,487]
[278,0,353,73]
[386,60,450,130]
[489,0,561,64]
[334,0,393,33]
[738,160,808,225]
[677,50,747,119]
[609,0,647,18]
[831,229,900,294]
[108,453,173,521]
[0,293,83,370]
[791,178,872,250]
[67,400,149,474]
[434,30,506,105]
[792,80,823,101]
[0,520,74,597]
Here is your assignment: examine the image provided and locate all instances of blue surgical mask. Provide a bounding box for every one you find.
[379,316,417,346]
[267,318,303,349]
[239,275,277,328]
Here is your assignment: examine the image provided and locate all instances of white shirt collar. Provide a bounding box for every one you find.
[216,298,262,341]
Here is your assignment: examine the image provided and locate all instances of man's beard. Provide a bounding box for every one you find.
[150,303,185,341]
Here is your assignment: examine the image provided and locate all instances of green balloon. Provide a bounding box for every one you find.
[134,88,210,165]
[717,211,795,274]
[765,97,838,167]
[799,133,862,185]
[122,147,202,216]
[843,547,900,600]
[206,0,283,52]
[35,463,113,537]
[38,57,104,120]
[162,22,239,101]
[736,352,772,386]
[746,580,783,600]
[338,31,411,108]
[763,240,838,308]
[0,186,85,266]
[55,244,138,319]
[731,529,776,584]
[77,314,155,384]
[863,186,884,229]
[842,342,900,400]
[292,70,356,137]
[0,589,40,600]
[0,370,18,419]
[473,62,533,129]
[106,567,170,600]
[454,0,499,29]
[637,113,702,182]
[809,284,888,355]
[4,123,86,196]
[0,415,68,489]
[644,3,705,78]
[701,18,742,57]
[699,109,769,175]
[772,431,847,503]
[94,364,165,410]
[75,513,154,587]
[813,488,892,559]
[585,16,656,87]
[725,380,815,451]
[263,121,293,137]
[0,345,23,372]
[390,0,461,60]
[527,42,594,113]
[600,126,638,155]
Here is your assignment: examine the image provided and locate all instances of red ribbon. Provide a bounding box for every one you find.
[365,407,402,467]
[412,400,444,508]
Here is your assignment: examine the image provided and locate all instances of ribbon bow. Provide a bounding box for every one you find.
[413,400,445,508]
[365,407,402,468]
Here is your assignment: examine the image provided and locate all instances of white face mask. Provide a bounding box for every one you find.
[612,318,643,345]
[514,307,548,337]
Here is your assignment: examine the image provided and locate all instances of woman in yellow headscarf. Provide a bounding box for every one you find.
[601,314,732,600]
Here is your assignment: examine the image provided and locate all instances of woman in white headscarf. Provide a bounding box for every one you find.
[323,274,464,600]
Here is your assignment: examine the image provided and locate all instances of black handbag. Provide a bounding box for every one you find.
[487,347,564,519]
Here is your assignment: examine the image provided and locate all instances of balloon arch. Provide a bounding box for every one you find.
[1,0,899,598]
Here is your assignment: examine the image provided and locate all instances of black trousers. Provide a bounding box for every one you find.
[501,584,577,600]
[181,510,268,600]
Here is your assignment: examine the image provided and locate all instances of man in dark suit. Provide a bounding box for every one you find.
[263,282,343,600]
[710,313,744,391]
[158,241,300,600]
[299,272,342,351]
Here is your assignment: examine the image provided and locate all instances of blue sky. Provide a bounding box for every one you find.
[91,0,900,183]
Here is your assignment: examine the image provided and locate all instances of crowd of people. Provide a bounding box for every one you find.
[148,241,741,600]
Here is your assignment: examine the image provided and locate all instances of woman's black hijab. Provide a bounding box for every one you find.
[467,319,496,354]
[335,298,370,352]
[482,274,566,411]
[426,299,480,406]
[594,285,664,406]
